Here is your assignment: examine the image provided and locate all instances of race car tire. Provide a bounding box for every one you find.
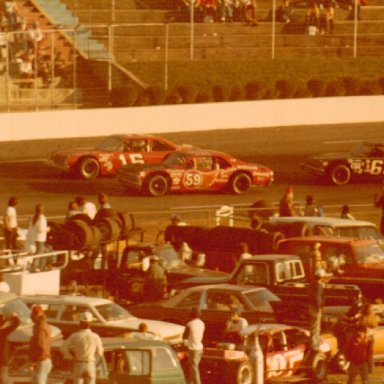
[116,212,134,237]
[94,208,117,222]
[66,214,93,226]
[65,220,94,249]
[227,361,253,384]
[89,225,102,249]
[230,173,252,194]
[145,174,169,197]
[77,157,100,180]
[94,217,121,243]
[327,164,352,186]
[304,351,328,382]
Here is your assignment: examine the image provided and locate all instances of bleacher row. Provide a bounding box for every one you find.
[1,0,384,111]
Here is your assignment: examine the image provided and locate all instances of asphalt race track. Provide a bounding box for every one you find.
[0,121,383,225]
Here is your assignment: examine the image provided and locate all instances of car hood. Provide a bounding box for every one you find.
[9,322,62,344]
[177,275,229,288]
[107,318,185,343]
[167,265,227,278]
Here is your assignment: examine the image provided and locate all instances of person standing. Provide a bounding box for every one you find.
[183,308,205,384]
[341,204,355,220]
[279,186,296,217]
[30,305,52,384]
[308,268,326,351]
[97,193,111,210]
[0,312,20,384]
[345,325,371,384]
[60,311,104,384]
[144,256,167,301]
[75,196,97,220]
[29,204,49,271]
[374,188,384,235]
[3,196,18,251]
[225,308,248,334]
[303,195,319,217]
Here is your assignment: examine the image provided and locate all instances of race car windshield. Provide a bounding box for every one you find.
[354,243,384,264]
[351,142,377,157]
[97,136,123,152]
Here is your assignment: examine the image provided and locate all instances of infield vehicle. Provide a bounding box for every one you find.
[48,134,183,179]
[301,140,384,185]
[10,338,186,384]
[20,294,185,345]
[277,236,384,302]
[116,149,274,196]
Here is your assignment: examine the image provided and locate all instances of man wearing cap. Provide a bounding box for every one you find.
[30,305,52,384]
[0,312,20,384]
[144,256,167,301]
[61,311,103,384]
[279,186,296,217]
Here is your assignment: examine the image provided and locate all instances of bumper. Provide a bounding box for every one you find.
[301,162,326,177]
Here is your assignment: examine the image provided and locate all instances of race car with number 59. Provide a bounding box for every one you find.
[48,134,184,179]
[116,149,274,196]
[301,141,384,185]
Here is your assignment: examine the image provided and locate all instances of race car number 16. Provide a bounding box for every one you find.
[184,170,203,187]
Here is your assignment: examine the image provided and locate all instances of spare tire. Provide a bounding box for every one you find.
[65,220,94,250]
[66,214,93,226]
[94,217,121,243]
[116,212,134,237]
[94,208,117,222]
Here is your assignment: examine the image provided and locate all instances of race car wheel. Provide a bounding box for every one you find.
[145,174,169,197]
[77,157,100,180]
[227,361,253,384]
[230,173,252,194]
[94,217,121,243]
[328,164,352,186]
[304,351,328,382]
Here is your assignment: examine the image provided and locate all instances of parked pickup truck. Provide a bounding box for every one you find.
[277,236,384,303]
[176,254,361,310]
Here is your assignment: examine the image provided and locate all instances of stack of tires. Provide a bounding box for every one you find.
[47,209,134,251]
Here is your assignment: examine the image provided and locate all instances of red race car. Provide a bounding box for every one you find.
[116,149,274,196]
[48,134,182,179]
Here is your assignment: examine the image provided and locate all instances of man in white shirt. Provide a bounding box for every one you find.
[225,308,248,333]
[61,312,104,384]
[75,196,97,220]
[183,308,205,384]
[3,196,18,251]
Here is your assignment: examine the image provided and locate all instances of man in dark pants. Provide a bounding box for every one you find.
[0,313,20,384]
[144,256,167,301]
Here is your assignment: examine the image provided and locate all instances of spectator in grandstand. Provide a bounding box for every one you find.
[54,51,71,85]
[4,0,19,29]
[200,0,218,22]
[218,0,234,22]
[306,1,320,35]
[0,25,8,68]
[325,2,335,34]
[37,54,52,88]
[241,0,257,26]
[27,21,44,50]
[181,0,203,21]
[276,0,293,23]
[15,50,35,87]
[13,21,29,56]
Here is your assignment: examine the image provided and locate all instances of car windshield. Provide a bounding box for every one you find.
[0,297,31,323]
[95,302,135,322]
[244,289,281,312]
[354,243,384,264]
[337,226,382,241]
[156,246,181,269]
[96,136,123,152]
[351,142,376,157]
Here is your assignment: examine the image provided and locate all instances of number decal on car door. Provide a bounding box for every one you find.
[183,170,203,188]
[127,154,144,164]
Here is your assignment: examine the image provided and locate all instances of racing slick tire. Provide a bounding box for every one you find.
[226,361,253,384]
[94,217,121,243]
[230,173,252,195]
[145,174,169,197]
[303,350,328,383]
[115,212,134,237]
[327,164,352,186]
[65,220,94,250]
[77,157,100,180]
[66,214,93,226]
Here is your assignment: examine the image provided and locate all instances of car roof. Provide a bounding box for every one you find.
[110,134,170,142]
[270,216,377,228]
[245,254,302,262]
[185,283,267,293]
[21,294,112,306]
[279,236,379,246]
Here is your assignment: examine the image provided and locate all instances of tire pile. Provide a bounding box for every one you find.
[47,209,134,251]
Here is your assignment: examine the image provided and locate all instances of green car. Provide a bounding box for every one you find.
[10,337,186,384]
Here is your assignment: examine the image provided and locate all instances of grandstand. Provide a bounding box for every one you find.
[0,0,383,111]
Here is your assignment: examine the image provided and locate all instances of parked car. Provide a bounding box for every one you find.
[128,284,284,344]
[48,134,183,179]
[20,294,185,345]
[0,292,62,347]
[116,149,274,196]
[10,337,186,384]
[301,140,384,185]
[277,236,384,302]
[267,216,383,246]
[107,242,226,303]
[198,323,331,383]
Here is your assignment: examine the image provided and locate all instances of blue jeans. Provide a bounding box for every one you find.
[188,349,203,384]
[73,361,96,384]
[32,359,52,384]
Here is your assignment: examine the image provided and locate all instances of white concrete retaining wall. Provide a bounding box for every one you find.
[1,95,383,142]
